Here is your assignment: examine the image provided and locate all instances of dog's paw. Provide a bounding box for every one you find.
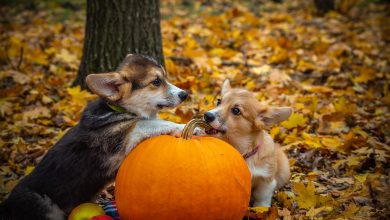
[167,124,204,137]
[170,124,185,138]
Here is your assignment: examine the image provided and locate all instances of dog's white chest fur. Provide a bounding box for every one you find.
[244,131,275,178]
[247,160,272,178]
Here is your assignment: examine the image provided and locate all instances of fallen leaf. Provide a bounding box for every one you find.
[292,181,317,209]
[281,113,308,129]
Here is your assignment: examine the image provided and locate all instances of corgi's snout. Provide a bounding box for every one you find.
[204,112,216,123]
[167,83,188,104]
[178,91,188,101]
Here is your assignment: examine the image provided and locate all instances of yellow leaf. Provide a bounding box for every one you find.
[321,137,342,149]
[269,47,288,64]
[30,49,49,65]
[297,59,316,72]
[307,171,319,181]
[270,127,280,139]
[6,36,25,59]
[318,112,349,134]
[283,128,298,144]
[294,103,305,111]
[281,113,308,129]
[269,69,291,85]
[313,40,330,54]
[292,181,317,209]
[302,132,322,148]
[353,66,376,83]
[302,85,333,94]
[333,97,356,114]
[209,48,237,59]
[165,59,178,75]
[354,174,368,183]
[67,86,96,107]
[41,95,53,104]
[5,180,18,192]
[10,71,29,84]
[198,95,215,111]
[23,106,51,121]
[306,206,333,218]
[0,99,13,117]
[297,96,318,112]
[55,49,78,69]
[347,156,364,167]
[24,166,35,176]
[341,203,359,218]
[250,65,271,75]
[158,112,182,123]
[249,206,269,213]
[245,80,255,90]
[332,159,347,170]
[276,191,292,208]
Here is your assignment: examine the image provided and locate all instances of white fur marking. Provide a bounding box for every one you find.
[250,164,271,178]
[167,82,183,96]
[167,82,185,106]
[252,179,277,207]
[123,82,185,118]
[207,109,226,130]
[97,112,114,119]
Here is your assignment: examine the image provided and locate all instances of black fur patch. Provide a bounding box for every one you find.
[0,99,136,219]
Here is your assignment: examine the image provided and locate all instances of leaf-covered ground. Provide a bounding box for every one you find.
[1,0,389,219]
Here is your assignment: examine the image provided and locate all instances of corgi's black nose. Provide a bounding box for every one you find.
[178,91,188,101]
[204,112,215,123]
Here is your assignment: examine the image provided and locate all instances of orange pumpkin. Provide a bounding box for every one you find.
[115,119,251,220]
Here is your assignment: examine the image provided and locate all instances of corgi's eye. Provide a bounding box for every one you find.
[217,98,221,106]
[231,107,241,115]
[152,78,161,87]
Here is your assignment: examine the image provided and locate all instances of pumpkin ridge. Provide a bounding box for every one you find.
[116,139,143,213]
[225,144,251,192]
[229,149,251,218]
[197,138,215,216]
[202,138,227,216]
[187,139,197,215]
[166,137,179,215]
[202,138,251,219]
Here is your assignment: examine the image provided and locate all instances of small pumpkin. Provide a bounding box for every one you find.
[68,203,105,220]
[115,119,251,220]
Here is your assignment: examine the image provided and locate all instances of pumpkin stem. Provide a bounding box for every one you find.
[182,119,213,140]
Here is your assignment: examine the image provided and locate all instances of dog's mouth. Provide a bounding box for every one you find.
[157,103,174,109]
[205,127,226,135]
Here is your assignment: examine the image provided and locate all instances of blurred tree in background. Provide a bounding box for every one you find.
[74,0,164,89]
[313,0,335,14]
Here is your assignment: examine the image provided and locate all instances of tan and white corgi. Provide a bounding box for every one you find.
[203,80,292,207]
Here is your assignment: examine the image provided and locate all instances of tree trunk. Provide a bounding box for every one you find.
[74,0,164,89]
[313,0,335,14]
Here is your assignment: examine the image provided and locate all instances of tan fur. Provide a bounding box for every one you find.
[205,80,292,206]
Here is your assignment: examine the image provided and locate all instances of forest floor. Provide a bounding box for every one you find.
[1,0,389,219]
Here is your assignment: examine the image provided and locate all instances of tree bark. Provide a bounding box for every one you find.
[313,0,335,14]
[74,0,164,89]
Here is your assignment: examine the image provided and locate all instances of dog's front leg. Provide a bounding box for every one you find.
[252,178,277,207]
[124,119,184,154]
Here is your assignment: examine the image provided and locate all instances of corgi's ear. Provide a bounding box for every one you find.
[255,107,292,129]
[221,79,232,95]
[86,72,129,102]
